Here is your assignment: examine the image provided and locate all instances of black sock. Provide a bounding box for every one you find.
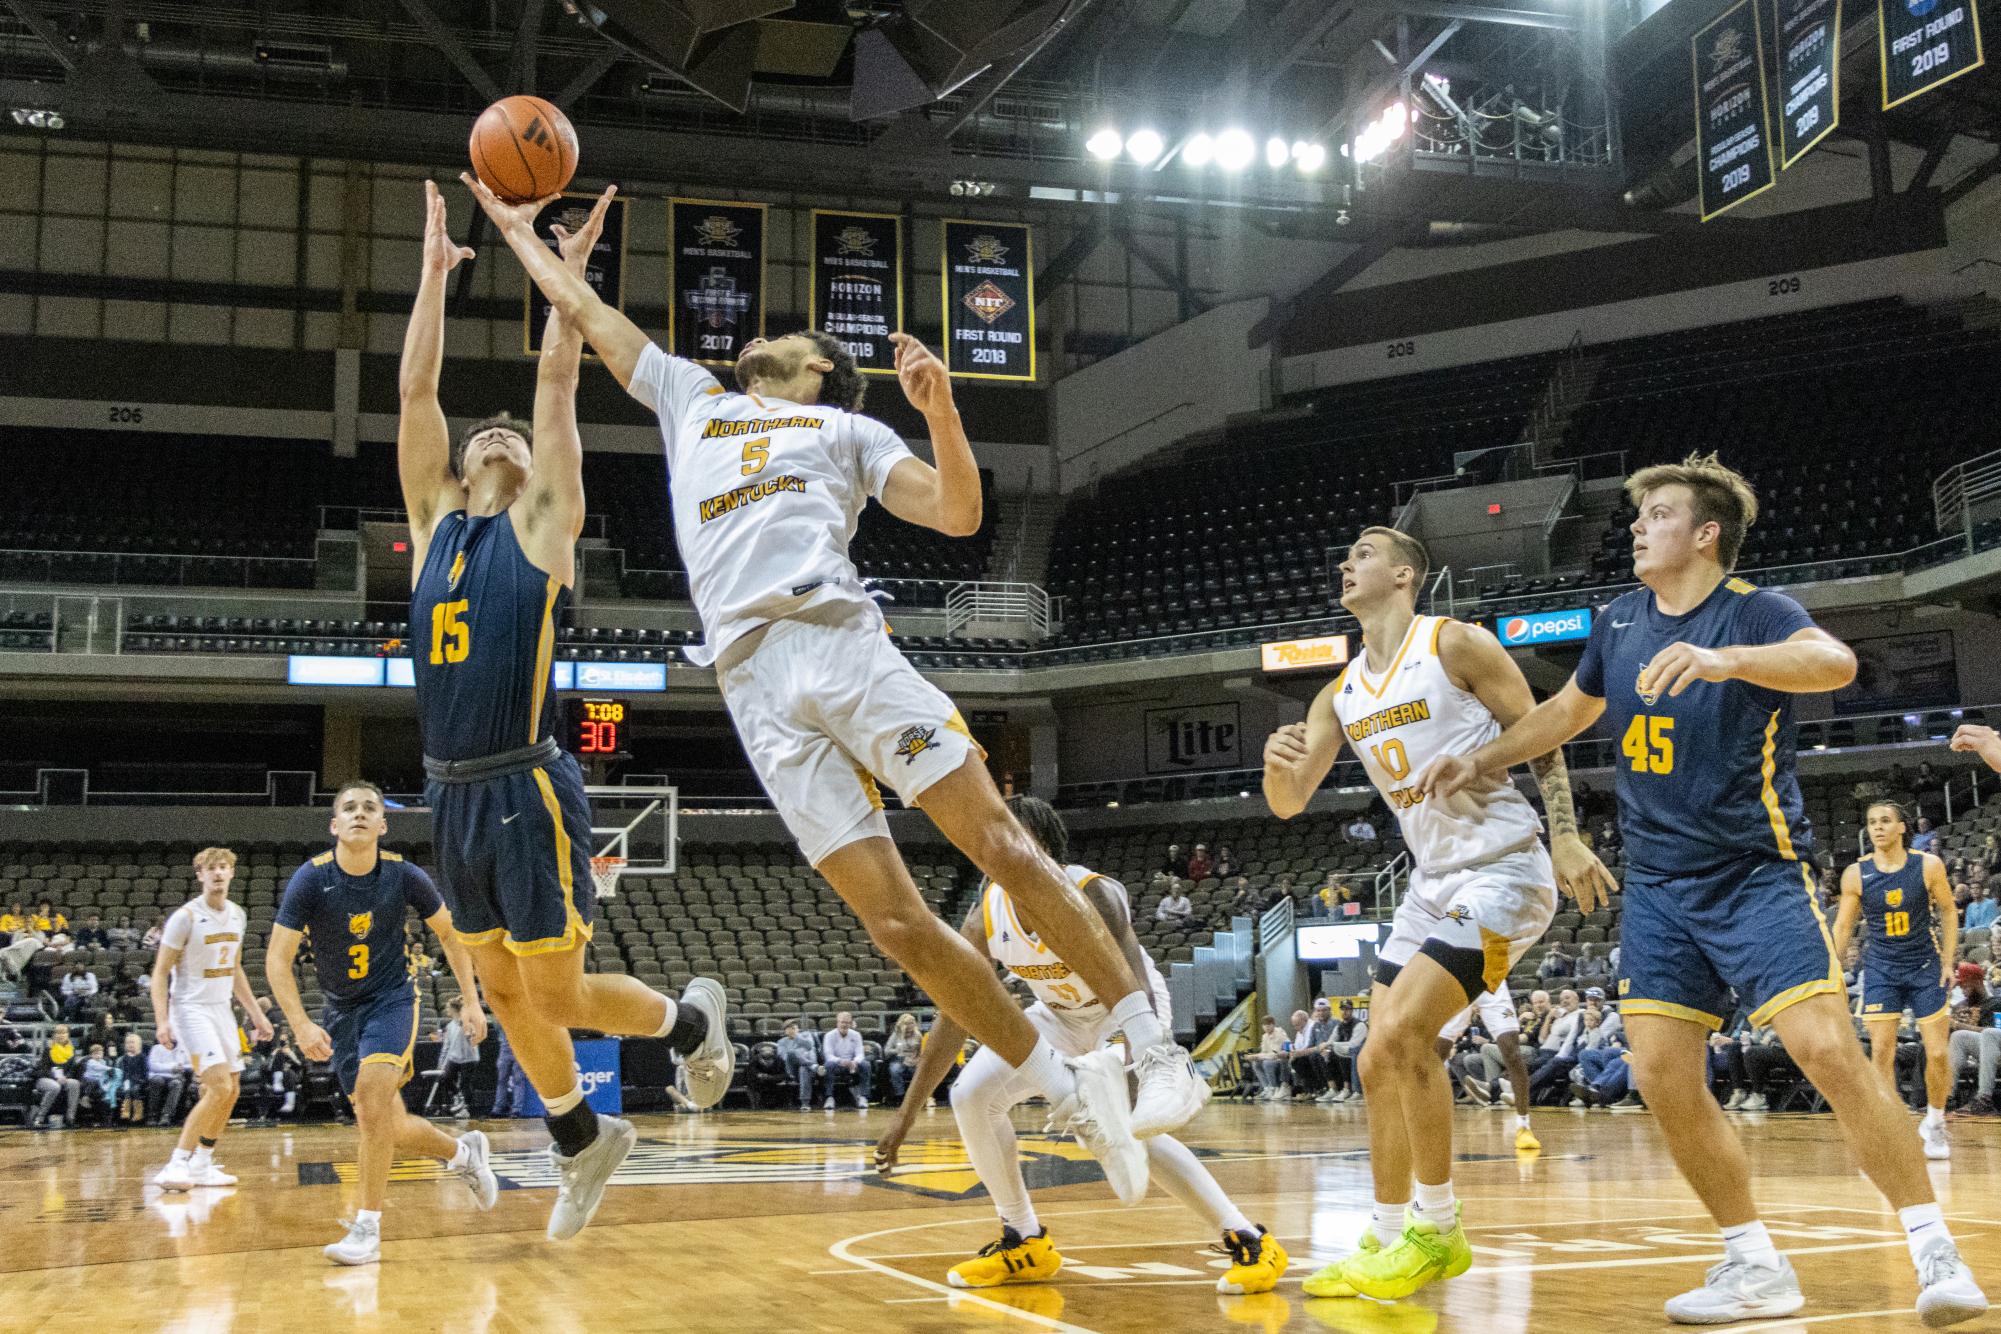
[666,1000,709,1057]
[198,1136,216,1149]
[546,1099,600,1159]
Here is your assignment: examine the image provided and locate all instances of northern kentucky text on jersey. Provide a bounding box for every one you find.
[698,474,809,523]
[699,415,827,438]
[1344,699,1432,742]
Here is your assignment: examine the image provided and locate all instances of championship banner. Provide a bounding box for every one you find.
[1880,0,1985,108]
[1774,0,1841,167]
[809,210,903,377]
[668,198,766,366]
[942,219,1035,381]
[523,192,628,356]
[1694,0,1778,220]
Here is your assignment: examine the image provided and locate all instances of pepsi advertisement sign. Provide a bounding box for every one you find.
[1496,608,1593,647]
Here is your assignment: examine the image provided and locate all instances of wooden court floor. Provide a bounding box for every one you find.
[2,1101,1999,1333]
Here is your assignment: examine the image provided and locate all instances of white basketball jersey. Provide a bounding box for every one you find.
[983,866,1170,1019]
[628,343,916,667]
[1331,615,1543,876]
[162,898,246,1005]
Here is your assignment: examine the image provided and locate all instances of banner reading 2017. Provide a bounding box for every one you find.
[810,210,903,377]
[942,219,1035,381]
[1880,0,1985,108]
[669,198,766,366]
[1693,0,1778,220]
[523,192,627,356]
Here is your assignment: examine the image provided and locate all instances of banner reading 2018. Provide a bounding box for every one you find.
[1880,0,1985,108]
[523,192,628,356]
[942,219,1035,381]
[669,198,765,366]
[810,210,903,377]
[1693,0,1778,220]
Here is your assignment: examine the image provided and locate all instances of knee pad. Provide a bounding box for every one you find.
[1417,938,1486,1006]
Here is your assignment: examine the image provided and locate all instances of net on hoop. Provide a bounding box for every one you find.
[590,855,626,899]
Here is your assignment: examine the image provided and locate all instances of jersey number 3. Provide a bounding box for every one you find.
[1621,715,1675,774]
[347,944,369,980]
[430,600,470,665]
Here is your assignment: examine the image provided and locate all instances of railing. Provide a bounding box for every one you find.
[1064,401,1200,477]
[1935,447,2001,536]
[1257,893,1295,955]
[0,547,315,589]
[1945,768,1985,824]
[946,581,1056,638]
[0,768,319,806]
[1371,850,1411,917]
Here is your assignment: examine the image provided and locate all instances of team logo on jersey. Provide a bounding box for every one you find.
[447,550,466,592]
[348,911,372,938]
[834,226,877,257]
[962,280,1015,326]
[1635,669,1661,707]
[695,215,743,247]
[1885,888,1904,908]
[893,724,938,765]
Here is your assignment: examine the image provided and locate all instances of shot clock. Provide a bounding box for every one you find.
[566,697,626,756]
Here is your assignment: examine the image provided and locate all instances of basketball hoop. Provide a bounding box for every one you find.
[590,855,626,899]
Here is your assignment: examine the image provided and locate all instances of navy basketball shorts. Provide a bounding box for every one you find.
[427,750,596,957]
[325,983,422,1095]
[1618,858,1842,1030]
[1861,962,1949,1023]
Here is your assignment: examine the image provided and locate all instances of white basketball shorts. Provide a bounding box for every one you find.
[171,998,243,1076]
[717,600,984,866]
[1439,980,1521,1042]
[1381,842,1557,995]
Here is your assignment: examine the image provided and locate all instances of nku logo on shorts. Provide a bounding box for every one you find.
[1496,608,1592,648]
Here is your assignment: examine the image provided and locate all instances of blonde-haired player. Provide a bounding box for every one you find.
[874,796,1288,1295]
[1263,526,1612,1301]
[151,847,273,1191]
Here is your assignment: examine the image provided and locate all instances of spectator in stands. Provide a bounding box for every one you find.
[822,1011,870,1110]
[1952,961,1989,1010]
[884,1013,923,1104]
[141,916,165,950]
[1246,1015,1290,1100]
[31,1024,82,1129]
[145,1033,188,1125]
[1289,999,1338,1100]
[31,902,65,933]
[1186,844,1214,883]
[1595,820,1621,854]
[1326,1000,1368,1102]
[1528,994,1609,1105]
[107,915,139,951]
[1225,877,1257,919]
[1157,844,1186,885]
[1947,966,2001,1119]
[431,996,480,1119]
[1982,835,2001,876]
[1156,881,1194,924]
[117,1031,148,1125]
[58,962,98,1023]
[1967,886,1999,934]
[777,1020,823,1110]
[1972,861,1991,893]
[82,1041,117,1126]
[0,920,45,981]
[1711,1028,1752,1108]
[73,915,108,950]
[1955,880,1975,912]
[1913,816,1939,853]
[1735,1024,1799,1111]
[1571,1019,1637,1108]
[1575,942,1613,987]
[0,903,23,935]
[1518,989,1556,1058]
[1214,846,1239,880]
[1538,942,1576,981]
[1344,813,1377,844]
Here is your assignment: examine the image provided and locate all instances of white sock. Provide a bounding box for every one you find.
[1012,1037,1078,1105]
[952,1045,1041,1238]
[1148,1134,1255,1236]
[1923,1105,1946,1130]
[650,996,679,1038]
[1111,992,1165,1053]
[1413,1179,1457,1229]
[544,1085,585,1117]
[1515,1114,1532,1132]
[356,1208,381,1228]
[448,1140,470,1171]
[170,1147,191,1165]
[1004,1203,1042,1238]
[1372,1200,1407,1248]
[1722,1220,1782,1271]
[1901,1203,1951,1266]
[189,1146,213,1169]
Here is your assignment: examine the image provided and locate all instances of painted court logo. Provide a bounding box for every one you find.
[893,724,937,765]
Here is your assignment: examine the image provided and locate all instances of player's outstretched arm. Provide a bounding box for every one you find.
[400,180,476,555]
[262,925,332,1062]
[1829,863,1863,965]
[1263,685,1346,820]
[878,334,981,537]
[1418,678,1605,803]
[518,188,614,566]
[1950,724,2001,773]
[1925,854,1959,990]
[424,906,487,1045]
[1640,627,1856,699]
[458,173,650,389]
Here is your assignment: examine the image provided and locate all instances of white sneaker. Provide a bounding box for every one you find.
[454,1130,499,1211]
[854,1095,869,1110]
[192,1162,237,1187]
[824,1097,835,1110]
[1915,1238,1988,1327]
[546,1115,637,1241]
[1724,1089,1747,1110]
[1130,1042,1208,1138]
[1497,1084,1516,1107]
[1665,1256,1805,1324]
[1050,1047,1148,1205]
[1923,1119,1952,1161]
[1742,1093,1769,1111]
[676,978,734,1109]
[323,1216,381,1266]
[154,1160,193,1192]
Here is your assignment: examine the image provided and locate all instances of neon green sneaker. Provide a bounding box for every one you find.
[1339,1210,1472,1301]
[1301,1225,1380,1298]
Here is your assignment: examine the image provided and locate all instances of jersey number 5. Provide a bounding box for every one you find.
[347,944,369,980]
[1621,715,1675,774]
[740,437,770,476]
[430,600,470,665]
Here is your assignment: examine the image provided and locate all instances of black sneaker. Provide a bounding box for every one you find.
[1953,1094,1999,1120]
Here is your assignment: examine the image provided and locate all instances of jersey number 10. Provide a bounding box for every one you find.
[1621,715,1675,774]
[1884,911,1911,939]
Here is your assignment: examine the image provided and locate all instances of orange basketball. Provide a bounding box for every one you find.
[469,95,578,204]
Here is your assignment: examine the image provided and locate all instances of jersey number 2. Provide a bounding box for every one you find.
[1621,715,1675,774]
[347,944,369,979]
[430,600,470,665]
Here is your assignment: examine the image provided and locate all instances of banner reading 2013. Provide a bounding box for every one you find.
[810,210,903,377]
[1693,0,1778,220]
[942,219,1035,381]
[669,198,765,366]
[523,192,628,356]
[1880,0,1985,108]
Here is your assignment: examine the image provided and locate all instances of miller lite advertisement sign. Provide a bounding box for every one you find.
[1145,703,1243,774]
[669,198,766,366]
[942,219,1035,381]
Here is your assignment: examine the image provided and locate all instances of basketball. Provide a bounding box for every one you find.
[468,94,577,203]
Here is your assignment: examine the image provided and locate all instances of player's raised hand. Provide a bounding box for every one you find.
[890,333,953,416]
[1415,753,1480,801]
[1950,723,2001,773]
[296,1019,333,1064]
[422,179,477,276]
[551,185,616,274]
[460,1004,488,1047]
[1550,832,1617,916]
[1262,723,1310,773]
[1639,641,1733,700]
[458,170,554,236]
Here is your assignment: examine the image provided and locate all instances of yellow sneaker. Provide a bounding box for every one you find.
[1215,1226,1290,1294]
[1301,1225,1381,1298]
[1339,1210,1472,1301]
[1515,1123,1541,1153]
[947,1227,1064,1289]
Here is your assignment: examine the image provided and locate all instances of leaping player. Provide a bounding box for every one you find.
[1832,801,1958,1161]
[149,846,274,1192]
[1420,453,1986,1324]
[398,181,733,1241]
[1261,525,1612,1301]
[265,779,502,1265]
[874,796,1288,1295]
[463,172,1205,1201]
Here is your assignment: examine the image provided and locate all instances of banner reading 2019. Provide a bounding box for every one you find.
[942,220,1035,381]
[1880,0,1985,108]
[668,198,766,366]
[1693,0,1777,220]
[810,210,903,377]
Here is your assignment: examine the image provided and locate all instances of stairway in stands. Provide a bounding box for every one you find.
[985,491,1065,591]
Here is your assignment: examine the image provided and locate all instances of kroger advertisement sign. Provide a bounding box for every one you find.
[1495,608,1592,648]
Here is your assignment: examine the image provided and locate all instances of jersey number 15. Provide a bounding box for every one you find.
[430,600,470,665]
[1621,715,1675,774]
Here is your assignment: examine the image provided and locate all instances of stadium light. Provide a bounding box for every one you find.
[1125,128,1164,165]
[1182,132,1215,167]
[1352,102,1408,165]
[1214,128,1255,171]
[1085,127,1123,160]
[1265,136,1291,168]
[1294,141,1327,173]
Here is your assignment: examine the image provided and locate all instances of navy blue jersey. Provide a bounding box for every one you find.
[1858,853,1940,967]
[411,511,566,762]
[275,850,444,1004]
[1575,577,1817,878]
